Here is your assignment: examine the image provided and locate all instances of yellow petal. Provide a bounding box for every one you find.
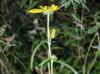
[50,4,59,11]
[51,4,55,8]
[40,6,48,10]
[28,9,43,14]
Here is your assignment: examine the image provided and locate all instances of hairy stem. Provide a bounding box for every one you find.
[47,14,53,74]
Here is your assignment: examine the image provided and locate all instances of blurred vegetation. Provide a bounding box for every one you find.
[0,0,100,74]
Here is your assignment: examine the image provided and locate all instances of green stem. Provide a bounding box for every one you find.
[47,14,51,74]
[48,63,51,74]
[47,14,51,57]
[40,66,43,74]
[54,60,78,74]
[0,59,10,74]
[29,0,33,9]
[71,0,76,14]
[87,50,98,74]
[80,6,84,36]
[51,60,54,74]
[30,41,47,70]
[47,14,53,74]
[83,33,97,74]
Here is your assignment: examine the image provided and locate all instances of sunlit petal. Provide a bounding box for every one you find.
[28,9,43,13]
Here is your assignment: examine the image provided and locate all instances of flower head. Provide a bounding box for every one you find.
[28,4,60,14]
[49,28,56,39]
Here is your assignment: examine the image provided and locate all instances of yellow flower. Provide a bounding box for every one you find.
[28,4,60,14]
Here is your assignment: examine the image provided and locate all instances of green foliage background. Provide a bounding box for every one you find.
[0,0,100,74]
